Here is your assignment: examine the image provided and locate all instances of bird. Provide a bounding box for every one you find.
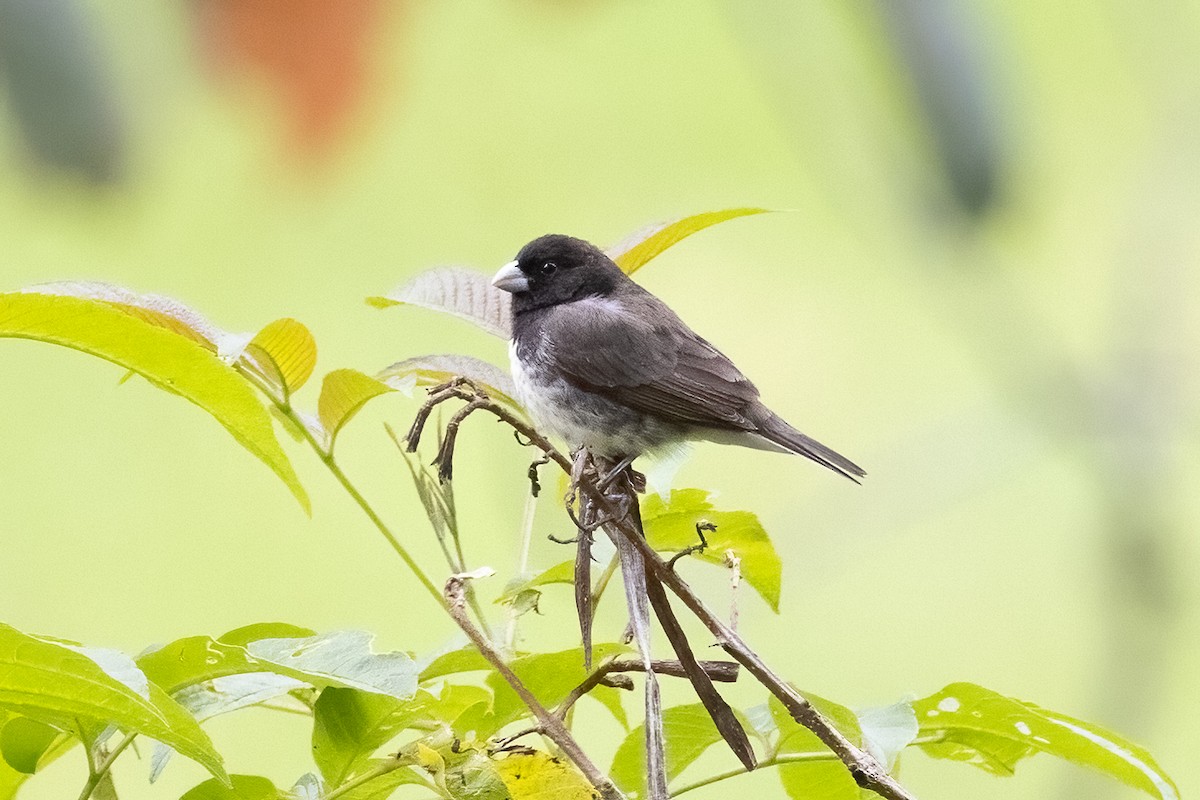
[490,234,865,482]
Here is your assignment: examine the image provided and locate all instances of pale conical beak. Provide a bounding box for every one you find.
[491,261,529,293]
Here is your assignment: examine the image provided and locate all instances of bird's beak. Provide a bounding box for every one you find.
[491,261,529,293]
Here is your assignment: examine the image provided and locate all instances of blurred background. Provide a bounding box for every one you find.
[1,1,1197,798]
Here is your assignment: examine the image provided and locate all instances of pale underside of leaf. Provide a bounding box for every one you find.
[370,267,511,339]
[377,354,522,412]
[246,631,419,700]
[0,292,309,512]
[605,208,773,275]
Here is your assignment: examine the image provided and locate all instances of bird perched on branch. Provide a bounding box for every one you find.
[491,234,865,482]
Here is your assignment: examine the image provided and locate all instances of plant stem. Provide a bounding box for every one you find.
[445,576,625,800]
[76,732,136,800]
[505,489,539,648]
[324,758,439,800]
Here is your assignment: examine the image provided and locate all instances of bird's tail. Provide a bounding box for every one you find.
[756,412,866,483]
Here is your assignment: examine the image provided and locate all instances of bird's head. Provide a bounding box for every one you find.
[492,234,624,312]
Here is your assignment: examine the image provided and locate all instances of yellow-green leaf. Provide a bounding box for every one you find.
[496,751,597,800]
[317,369,395,451]
[0,292,308,512]
[606,208,773,274]
[642,489,782,612]
[915,683,1179,800]
[0,623,228,784]
[243,318,317,399]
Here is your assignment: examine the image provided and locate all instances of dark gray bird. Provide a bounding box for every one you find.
[491,234,865,481]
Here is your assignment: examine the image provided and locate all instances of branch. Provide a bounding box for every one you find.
[408,385,914,800]
[444,576,625,800]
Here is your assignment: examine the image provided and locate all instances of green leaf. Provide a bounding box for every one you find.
[444,749,511,800]
[246,630,419,699]
[915,683,1179,799]
[496,751,597,800]
[642,489,782,612]
[0,292,309,512]
[331,760,429,799]
[369,268,511,339]
[0,623,227,783]
[0,717,60,774]
[486,645,629,730]
[243,318,318,399]
[496,561,576,605]
[419,647,491,683]
[610,703,744,793]
[312,687,433,787]
[377,354,523,412]
[606,208,773,275]
[316,368,395,451]
[769,691,861,800]
[180,775,280,800]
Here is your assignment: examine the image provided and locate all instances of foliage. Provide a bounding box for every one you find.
[0,212,1178,800]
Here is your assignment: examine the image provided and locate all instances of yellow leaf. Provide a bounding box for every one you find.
[317,368,395,451]
[495,752,598,800]
[243,318,318,398]
[0,292,308,513]
[606,208,773,274]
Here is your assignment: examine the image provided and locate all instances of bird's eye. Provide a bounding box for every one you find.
[539,261,558,276]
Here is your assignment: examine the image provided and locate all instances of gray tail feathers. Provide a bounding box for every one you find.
[756,412,866,483]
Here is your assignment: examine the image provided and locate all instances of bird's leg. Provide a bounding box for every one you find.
[666,521,716,570]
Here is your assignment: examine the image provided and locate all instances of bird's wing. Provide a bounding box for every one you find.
[542,296,761,430]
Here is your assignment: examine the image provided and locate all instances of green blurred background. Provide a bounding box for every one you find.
[1,1,1197,798]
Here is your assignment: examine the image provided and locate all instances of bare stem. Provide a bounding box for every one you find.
[76,732,137,800]
[407,388,915,800]
[444,576,625,800]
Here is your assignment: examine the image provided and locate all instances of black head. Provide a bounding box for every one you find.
[492,234,625,312]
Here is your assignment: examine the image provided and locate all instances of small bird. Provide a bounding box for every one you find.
[491,234,865,481]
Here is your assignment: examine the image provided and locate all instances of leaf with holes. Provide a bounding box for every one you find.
[369,268,511,339]
[606,208,773,274]
[642,489,782,612]
[0,292,308,511]
[915,683,1179,799]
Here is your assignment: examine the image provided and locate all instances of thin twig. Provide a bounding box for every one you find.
[406,387,915,800]
[444,576,625,800]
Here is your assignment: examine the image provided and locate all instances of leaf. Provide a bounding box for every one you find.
[0,623,227,783]
[610,703,741,793]
[312,687,432,787]
[331,759,429,799]
[769,690,862,800]
[377,354,522,411]
[243,318,318,399]
[642,489,782,612]
[369,268,512,339]
[443,749,511,800]
[605,208,772,275]
[495,561,576,605]
[181,774,280,800]
[0,717,60,774]
[247,631,419,699]
[858,700,918,770]
[915,683,1179,799]
[496,751,597,800]
[0,292,309,512]
[418,647,491,683]
[317,368,395,451]
[485,645,629,729]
